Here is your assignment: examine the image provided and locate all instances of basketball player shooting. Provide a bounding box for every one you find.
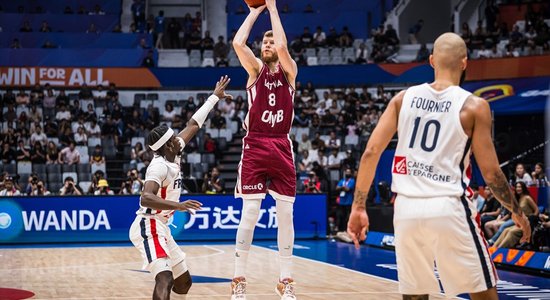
[347,33,531,300]
[231,0,298,299]
[129,76,232,300]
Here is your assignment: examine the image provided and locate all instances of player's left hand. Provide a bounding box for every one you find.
[347,208,369,250]
[512,212,531,243]
[213,75,233,100]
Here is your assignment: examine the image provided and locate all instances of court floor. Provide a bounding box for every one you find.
[0,240,549,299]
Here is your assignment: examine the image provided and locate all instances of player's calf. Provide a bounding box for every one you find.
[402,295,428,300]
[153,271,174,300]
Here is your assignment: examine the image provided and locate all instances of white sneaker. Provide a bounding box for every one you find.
[275,278,297,300]
[231,277,247,300]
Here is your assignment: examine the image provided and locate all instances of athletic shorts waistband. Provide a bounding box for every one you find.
[247,131,289,138]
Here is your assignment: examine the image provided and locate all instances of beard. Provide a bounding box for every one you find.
[261,51,279,64]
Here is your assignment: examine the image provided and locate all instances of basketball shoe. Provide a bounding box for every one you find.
[231,276,247,300]
[275,278,297,299]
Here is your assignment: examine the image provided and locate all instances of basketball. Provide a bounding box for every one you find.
[244,0,265,8]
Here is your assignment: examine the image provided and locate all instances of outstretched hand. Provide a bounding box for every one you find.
[512,212,531,244]
[179,200,203,214]
[265,0,277,11]
[213,75,233,100]
[347,208,369,249]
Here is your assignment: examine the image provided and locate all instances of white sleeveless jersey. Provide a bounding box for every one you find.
[136,154,183,223]
[391,83,473,198]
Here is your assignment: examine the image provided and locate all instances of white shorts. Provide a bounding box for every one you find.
[129,215,186,273]
[393,195,498,297]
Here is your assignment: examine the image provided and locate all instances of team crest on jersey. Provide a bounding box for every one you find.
[393,156,407,174]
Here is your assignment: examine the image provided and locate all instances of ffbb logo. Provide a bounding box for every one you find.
[393,156,407,175]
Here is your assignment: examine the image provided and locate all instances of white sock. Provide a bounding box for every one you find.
[234,199,261,278]
[276,199,295,280]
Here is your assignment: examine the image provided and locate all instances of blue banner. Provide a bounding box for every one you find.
[0,194,326,244]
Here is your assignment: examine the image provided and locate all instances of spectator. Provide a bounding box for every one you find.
[10,38,22,49]
[31,180,50,196]
[64,6,74,14]
[59,127,74,148]
[89,4,105,15]
[139,38,151,49]
[202,30,214,50]
[87,145,104,166]
[340,149,356,172]
[326,27,339,47]
[58,141,80,165]
[303,171,321,193]
[297,133,312,154]
[477,44,492,59]
[45,141,59,164]
[59,176,82,196]
[55,104,72,121]
[484,0,499,32]
[162,103,177,121]
[0,176,21,196]
[94,179,114,195]
[74,126,88,145]
[415,43,430,62]
[16,140,31,162]
[77,5,87,14]
[513,163,533,186]
[408,19,424,44]
[384,24,400,46]
[129,169,144,194]
[326,131,341,151]
[531,162,548,187]
[131,0,146,29]
[303,3,314,13]
[141,50,155,67]
[86,23,98,34]
[355,43,368,64]
[0,143,16,164]
[202,167,224,194]
[29,105,42,123]
[16,89,30,105]
[335,168,355,231]
[494,182,539,248]
[327,148,341,170]
[210,109,226,129]
[30,141,47,164]
[20,21,33,32]
[479,187,501,229]
[203,133,216,154]
[213,36,229,60]
[153,10,166,49]
[300,27,313,47]
[503,43,519,57]
[313,26,326,47]
[484,206,512,245]
[55,90,69,106]
[39,21,52,32]
[339,26,353,47]
[85,119,100,137]
[167,18,181,48]
[216,56,229,67]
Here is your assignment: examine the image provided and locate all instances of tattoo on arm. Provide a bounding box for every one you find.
[487,171,521,215]
[353,190,369,209]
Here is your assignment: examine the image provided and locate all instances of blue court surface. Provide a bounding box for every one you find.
[254,240,550,300]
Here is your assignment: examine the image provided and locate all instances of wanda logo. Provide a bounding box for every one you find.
[393,156,407,174]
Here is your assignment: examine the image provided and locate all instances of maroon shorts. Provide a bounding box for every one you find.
[235,132,296,202]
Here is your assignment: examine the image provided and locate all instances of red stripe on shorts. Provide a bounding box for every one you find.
[150,218,167,259]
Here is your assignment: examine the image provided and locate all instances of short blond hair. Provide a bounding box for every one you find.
[263,30,273,38]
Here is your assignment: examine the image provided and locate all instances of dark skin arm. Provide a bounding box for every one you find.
[176,76,233,146]
[140,180,202,212]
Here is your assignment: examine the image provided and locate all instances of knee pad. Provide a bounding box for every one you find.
[240,199,261,230]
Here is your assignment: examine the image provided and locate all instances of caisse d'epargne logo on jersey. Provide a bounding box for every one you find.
[393,156,407,174]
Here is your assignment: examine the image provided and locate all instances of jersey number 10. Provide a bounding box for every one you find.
[408,117,441,152]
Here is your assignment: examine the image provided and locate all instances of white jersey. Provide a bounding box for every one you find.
[391,83,473,198]
[136,154,183,223]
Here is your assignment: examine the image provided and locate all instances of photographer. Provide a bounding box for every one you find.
[59,176,82,196]
[0,176,21,196]
[31,180,51,196]
[303,171,321,193]
[129,169,143,194]
[119,177,134,195]
[94,179,114,195]
[202,167,224,194]
[25,173,41,195]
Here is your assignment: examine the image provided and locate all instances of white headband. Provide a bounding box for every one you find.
[149,128,174,151]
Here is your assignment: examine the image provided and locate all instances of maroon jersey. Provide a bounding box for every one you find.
[244,63,295,134]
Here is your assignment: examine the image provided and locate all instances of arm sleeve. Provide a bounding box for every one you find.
[144,162,167,187]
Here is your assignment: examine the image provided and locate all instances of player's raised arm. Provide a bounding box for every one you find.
[466,95,531,240]
[232,5,264,77]
[265,0,297,86]
[347,90,404,249]
[177,76,232,147]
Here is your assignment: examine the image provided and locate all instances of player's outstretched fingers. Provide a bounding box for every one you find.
[347,228,360,250]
